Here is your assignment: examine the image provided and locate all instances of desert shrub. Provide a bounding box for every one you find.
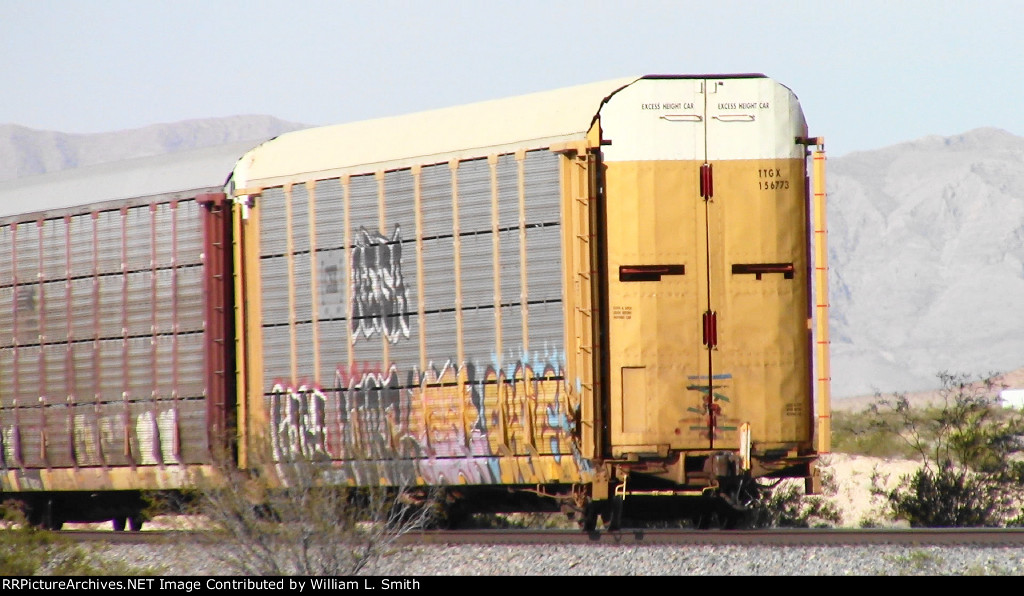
[867,372,1024,527]
[0,500,161,575]
[884,462,1005,527]
[832,409,921,458]
[746,462,843,528]
[187,442,438,576]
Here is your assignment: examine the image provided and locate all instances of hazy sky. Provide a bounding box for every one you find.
[3,1,1022,157]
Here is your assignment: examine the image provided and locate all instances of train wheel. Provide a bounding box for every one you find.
[28,502,63,531]
[601,496,624,531]
[112,517,127,532]
[128,516,144,532]
[580,502,599,532]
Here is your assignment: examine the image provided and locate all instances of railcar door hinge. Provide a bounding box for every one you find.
[702,310,718,349]
[699,163,713,200]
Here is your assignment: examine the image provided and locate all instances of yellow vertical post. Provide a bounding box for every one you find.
[558,146,597,459]
[412,166,427,374]
[489,155,508,447]
[341,176,354,371]
[515,149,534,450]
[307,181,320,387]
[412,165,429,448]
[377,171,390,369]
[450,159,467,447]
[232,198,248,468]
[812,140,831,454]
[284,184,297,383]
[234,190,265,469]
[489,155,503,372]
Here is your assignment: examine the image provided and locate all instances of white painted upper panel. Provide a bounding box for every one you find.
[599,77,707,162]
[599,76,807,162]
[705,76,807,160]
[232,77,639,189]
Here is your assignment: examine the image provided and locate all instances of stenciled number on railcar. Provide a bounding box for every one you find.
[758,167,790,191]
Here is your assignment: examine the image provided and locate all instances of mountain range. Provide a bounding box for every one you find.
[1,117,1021,400]
[828,127,1024,398]
[0,115,308,182]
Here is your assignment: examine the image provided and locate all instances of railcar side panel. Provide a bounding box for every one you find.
[0,196,231,491]
[246,151,590,485]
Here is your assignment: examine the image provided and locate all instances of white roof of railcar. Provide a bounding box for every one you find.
[231,76,641,189]
[0,140,263,221]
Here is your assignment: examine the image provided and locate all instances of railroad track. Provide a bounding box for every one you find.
[54,527,1024,547]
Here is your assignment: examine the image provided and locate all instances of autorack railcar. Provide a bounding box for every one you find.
[0,143,259,529]
[0,74,831,530]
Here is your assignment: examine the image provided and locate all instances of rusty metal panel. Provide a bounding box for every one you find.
[11,221,40,284]
[122,206,153,272]
[175,397,212,463]
[0,195,215,474]
[39,217,67,281]
[170,332,208,399]
[14,404,44,467]
[0,226,10,285]
[158,266,204,333]
[0,287,10,348]
[42,400,74,467]
[92,210,124,275]
[39,343,69,399]
[39,279,67,347]
[65,213,94,275]
[71,405,105,467]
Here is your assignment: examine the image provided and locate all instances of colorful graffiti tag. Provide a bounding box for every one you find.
[267,360,588,486]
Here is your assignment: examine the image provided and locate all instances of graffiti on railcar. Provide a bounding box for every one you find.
[685,373,740,440]
[350,225,410,343]
[269,382,329,462]
[266,358,586,485]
